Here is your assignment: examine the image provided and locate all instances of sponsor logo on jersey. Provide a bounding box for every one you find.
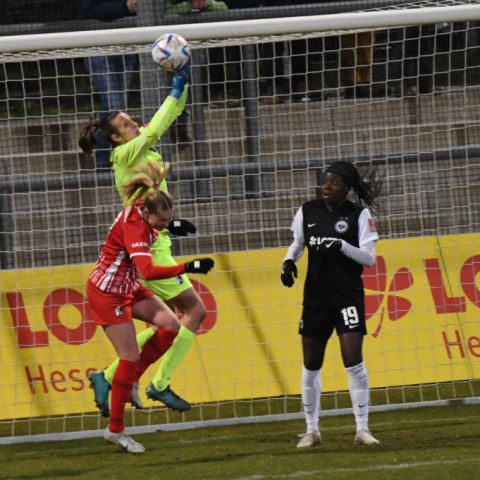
[334,220,349,233]
[308,223,316,228]
[368,219,377,233]
[309,236,340,247]
[175,275,184,284]
[131,242,150,248]
[115,306,124,317]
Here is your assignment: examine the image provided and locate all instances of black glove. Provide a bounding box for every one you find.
[168,219,197,237]
[184,258,215,274]
[281,259,297,288]
[316,238,342,254]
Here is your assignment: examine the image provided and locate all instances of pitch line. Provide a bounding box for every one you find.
[12,414,480,456]
[234,457,480,480]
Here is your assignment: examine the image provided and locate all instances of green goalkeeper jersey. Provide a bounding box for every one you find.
[110,86,188,204]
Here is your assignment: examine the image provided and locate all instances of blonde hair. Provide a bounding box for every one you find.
[122,161,174,213]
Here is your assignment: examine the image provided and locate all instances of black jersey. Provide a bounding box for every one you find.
[298,199,376,307]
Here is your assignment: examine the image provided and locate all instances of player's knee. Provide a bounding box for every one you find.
[303,350,324,371]
[304,359,323,371]
[343,356,363,369]
[155,309,180,332]
[196,300,207,323]
[165,313,181,332]
[187,297,206,324]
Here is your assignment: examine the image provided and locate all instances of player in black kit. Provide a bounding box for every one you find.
[281,161,380,448]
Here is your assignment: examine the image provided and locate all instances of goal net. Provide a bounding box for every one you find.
[1,0,480,443]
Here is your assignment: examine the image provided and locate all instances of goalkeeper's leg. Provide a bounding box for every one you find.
[146,288,206,412]
[138,240,206,411]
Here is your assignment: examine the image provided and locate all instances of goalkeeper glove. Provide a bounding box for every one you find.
[169,65,189,100]
[184,258,215,274]
[281,259,297,288]
[176,62,190,77]
[168,219,197,237]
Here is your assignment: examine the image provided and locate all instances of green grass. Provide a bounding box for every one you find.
[2,404,480,480]
[3,381,480,439]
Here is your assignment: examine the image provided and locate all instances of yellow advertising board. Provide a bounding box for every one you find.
[1,233,480,420]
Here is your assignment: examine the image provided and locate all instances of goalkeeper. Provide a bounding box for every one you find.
[79,63,206,416]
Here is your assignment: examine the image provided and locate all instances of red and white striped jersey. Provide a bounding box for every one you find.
[89,204,158,294]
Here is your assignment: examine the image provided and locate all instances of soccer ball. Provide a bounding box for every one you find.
[152,33,189,71]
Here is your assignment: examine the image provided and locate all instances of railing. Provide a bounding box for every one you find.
[1,145,478,270]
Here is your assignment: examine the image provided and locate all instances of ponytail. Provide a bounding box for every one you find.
[78,121,101,156]
[77,110,122,156]
[122,161,174,213]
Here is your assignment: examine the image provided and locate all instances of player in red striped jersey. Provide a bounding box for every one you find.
[88,162,214,453]
[80,65,209,416]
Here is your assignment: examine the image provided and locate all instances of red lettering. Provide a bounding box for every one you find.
[424,259,466,313]
[460,255,480,308]
[442,330,465,359]
[50,371,67,392]
[468,336,480,358]
[6,292,49,348]
[85,368,96,389]
[25,365,48,394]
[43,289,96,345]
[69,369,84,391]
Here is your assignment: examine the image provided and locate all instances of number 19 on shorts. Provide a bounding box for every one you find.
[341,306,359,329]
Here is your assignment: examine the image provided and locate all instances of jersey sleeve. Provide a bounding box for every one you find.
[284,207,306,262]
[111,87,189,169]
[291,207,304,243]
[358,209,379,247]
[123,216,153,259]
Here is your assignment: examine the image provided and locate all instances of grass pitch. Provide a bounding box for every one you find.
[2,404,480,480]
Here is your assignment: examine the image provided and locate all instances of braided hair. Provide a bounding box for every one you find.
[324,161,380,215]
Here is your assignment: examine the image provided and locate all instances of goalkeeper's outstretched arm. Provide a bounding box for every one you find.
[77,64,189,167]
[113,65,190,168]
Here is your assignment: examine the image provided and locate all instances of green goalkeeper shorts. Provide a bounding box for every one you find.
[139,232,192,301]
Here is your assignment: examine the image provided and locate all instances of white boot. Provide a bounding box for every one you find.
[354,429,380,446]
[103,426,145,454]
[297,431,321,448]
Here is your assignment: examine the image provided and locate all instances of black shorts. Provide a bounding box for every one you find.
[299,300,367,339]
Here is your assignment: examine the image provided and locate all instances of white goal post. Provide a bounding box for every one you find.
[1,6,480,52]
[2,1,480,445]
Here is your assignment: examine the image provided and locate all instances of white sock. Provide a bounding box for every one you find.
[346,362,369,432]
[301,365,321,434]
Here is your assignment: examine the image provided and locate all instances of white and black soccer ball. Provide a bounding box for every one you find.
[152,33,189,71]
